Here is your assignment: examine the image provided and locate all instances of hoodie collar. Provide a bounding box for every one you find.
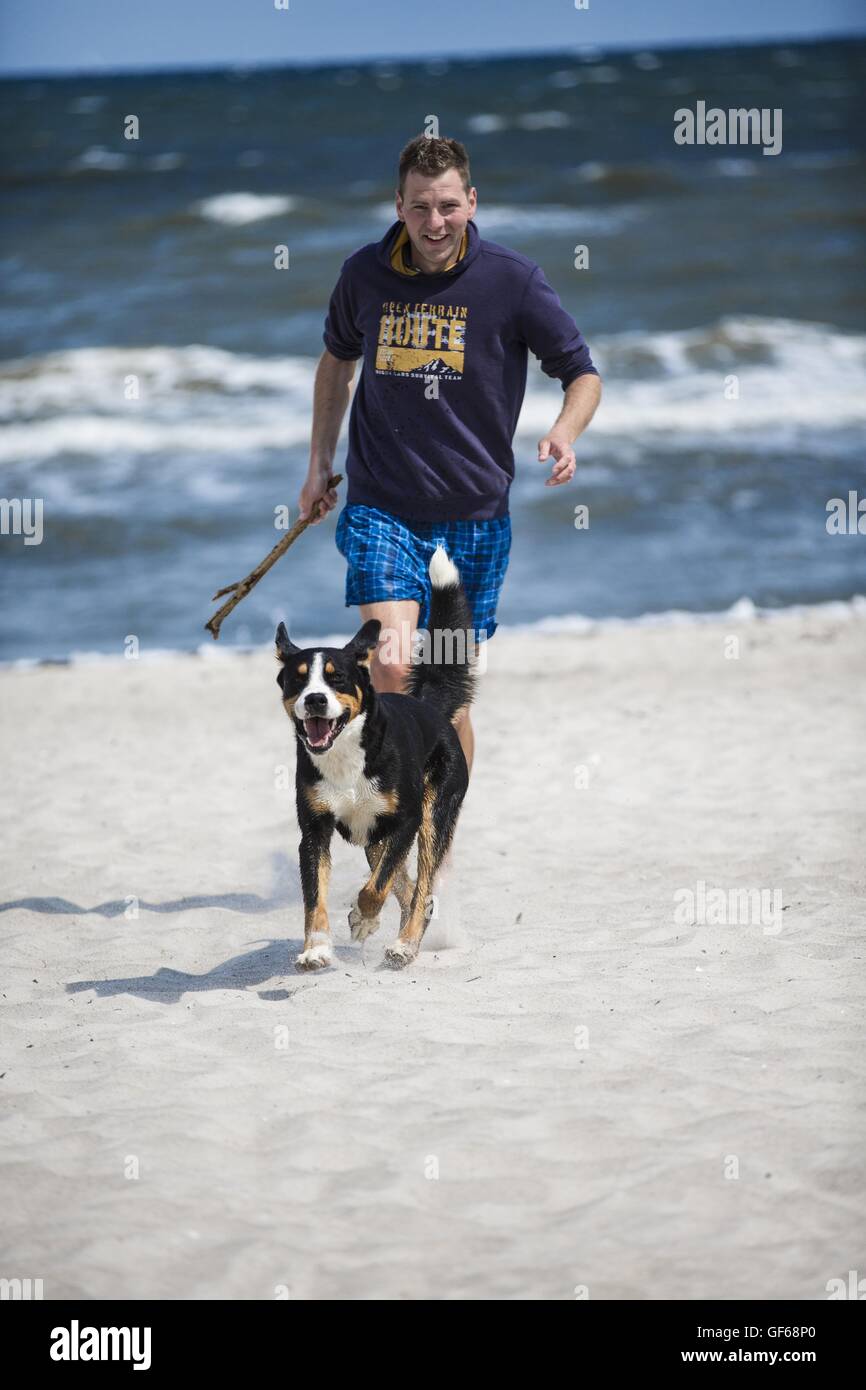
[380,218,480,280]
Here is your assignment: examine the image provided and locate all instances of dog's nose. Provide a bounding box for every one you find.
[304,691,328,712]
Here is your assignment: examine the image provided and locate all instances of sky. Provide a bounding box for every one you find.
[0,0,863,76]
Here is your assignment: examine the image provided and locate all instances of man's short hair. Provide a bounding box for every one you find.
[398,135,472,198]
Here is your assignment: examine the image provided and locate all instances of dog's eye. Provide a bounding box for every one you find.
[277,667,304,691]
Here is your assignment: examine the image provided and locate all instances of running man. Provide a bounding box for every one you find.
[298,134,601,776]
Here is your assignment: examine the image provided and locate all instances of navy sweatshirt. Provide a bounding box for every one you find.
[322,217,598,522]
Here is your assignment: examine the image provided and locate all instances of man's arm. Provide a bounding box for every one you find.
[538,372,602,487]
[298,349,358,524]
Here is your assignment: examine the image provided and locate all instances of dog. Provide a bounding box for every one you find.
[275,545,478,971]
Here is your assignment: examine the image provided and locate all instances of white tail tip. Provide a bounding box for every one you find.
[429,543,460,590]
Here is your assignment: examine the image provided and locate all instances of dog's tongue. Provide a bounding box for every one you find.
[305,717,331,746]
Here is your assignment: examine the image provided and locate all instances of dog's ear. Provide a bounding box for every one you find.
[275,621,299,662]
[344,619,381,669]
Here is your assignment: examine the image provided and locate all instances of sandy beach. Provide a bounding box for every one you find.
[1,602,864,1300]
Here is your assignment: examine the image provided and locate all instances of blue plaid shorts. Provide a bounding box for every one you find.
[335,503,511,641]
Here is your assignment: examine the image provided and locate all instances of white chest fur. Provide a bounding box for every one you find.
[306,714,390,845]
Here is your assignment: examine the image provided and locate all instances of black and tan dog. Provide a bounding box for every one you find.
[275,545,477,970]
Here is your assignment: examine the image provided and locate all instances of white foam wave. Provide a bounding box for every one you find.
[714,159,759,178]
[2,318,864,467]
[501,593,866,636]
[7,594,863,671]
[633,52,662,71]
[147,152,185,172]
[0,345,316,464]
[193,192,296,225]
[0,344,312,412]
[518,317,866,445]
[0,415,317,464]
[67,145,129,173]
[465,113,507,133]
[480,202,640,234]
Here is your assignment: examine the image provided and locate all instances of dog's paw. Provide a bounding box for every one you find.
[295,941,333,971]
[383,940,418,970]
[349,904,381,942]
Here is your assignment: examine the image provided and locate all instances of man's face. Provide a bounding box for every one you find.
[395,168,477,275]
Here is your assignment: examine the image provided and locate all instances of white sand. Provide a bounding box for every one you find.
[1,605,864,1300]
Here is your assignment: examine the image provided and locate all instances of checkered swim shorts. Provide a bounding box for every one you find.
[335,503,511,641]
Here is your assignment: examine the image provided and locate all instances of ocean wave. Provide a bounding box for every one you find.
[2,318,864,467]
[0,344,315,415]
[480,202,641,234]
[0,345,316,465]
[595,316,866,377]
[192,192,296,224]
[0,415,314,466]
[465,113,507,133]
[66,145,129,174]
[7,594,864,671]
[713,159,759,178]
[465,110,580,134]
[146,152,185,172]
[517,316,866,446]
[501,594,866,636]
[632,52,662,71]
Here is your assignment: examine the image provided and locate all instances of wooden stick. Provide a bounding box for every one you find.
[204,474,342,641]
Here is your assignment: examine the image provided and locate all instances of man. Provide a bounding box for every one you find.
[298,134,601,777]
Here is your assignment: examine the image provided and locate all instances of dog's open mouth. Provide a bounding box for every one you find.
[302,711,349,752]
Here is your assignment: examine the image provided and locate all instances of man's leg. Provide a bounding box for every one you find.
[360,599,419,693]
[361,598,474,775]
[451,706,474,777]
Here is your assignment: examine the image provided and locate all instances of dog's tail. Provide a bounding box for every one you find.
[405,545,478,722]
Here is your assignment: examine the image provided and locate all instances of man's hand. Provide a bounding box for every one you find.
[538,430,577,487]
[298,466,339,525]
[537,374,602,487]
